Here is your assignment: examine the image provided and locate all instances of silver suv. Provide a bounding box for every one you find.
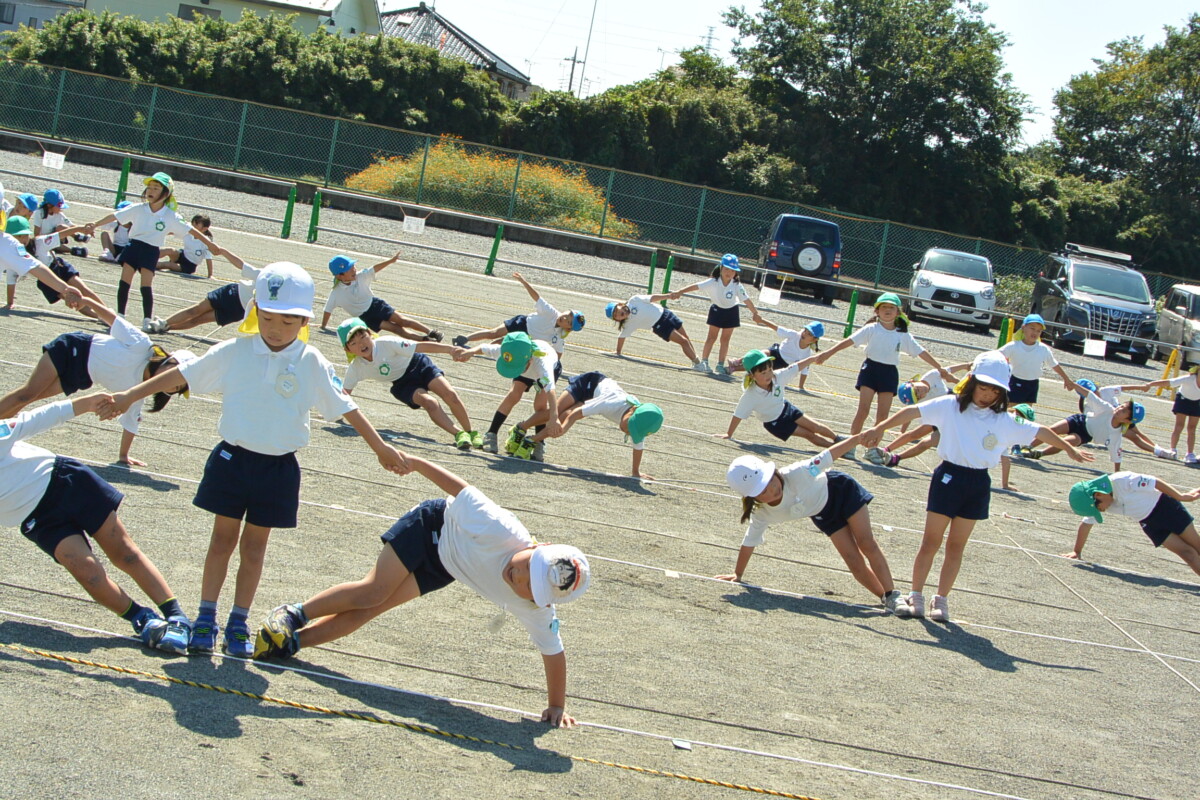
[1154,284,1200,365]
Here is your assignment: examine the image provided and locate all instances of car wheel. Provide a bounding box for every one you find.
[1130,352,1150,366]
[793,242,826,274]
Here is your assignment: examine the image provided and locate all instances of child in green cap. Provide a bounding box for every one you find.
[1067,472,1200,576]
[717,349,840,447]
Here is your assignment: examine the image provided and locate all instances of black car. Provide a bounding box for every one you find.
[757,214,842,304]
[1030,243,1157,365]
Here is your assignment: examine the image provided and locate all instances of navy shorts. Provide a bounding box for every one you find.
[1065,413,1092,445]
[650,309,684,342]
[381,499,456,596]
[811,471,873,536]
[193,442,301,528]
[20,456,123,561]
[1173,394,1200,417]
[206,282,246,327]
[388,353,444,409]
[504,314,529,333]
[119,239,160,272]
[36,257,79,304]
[765,343,791,368]
[360,296,396,332]
[706,304,741,328]
[1008,376,1039,404]
[43,332,95,395]
[855,359,900,394]
[567,370,605,404]
[176,253,199,275]
[1138,494,1193,547]
[516,358,562,390]
[927,461,991,520]
[763,401,804,441]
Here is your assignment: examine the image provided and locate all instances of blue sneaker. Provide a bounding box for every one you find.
[223,620,255,658]
[130,607,166,648]
[189,616,219,653]
[152,615,191,655]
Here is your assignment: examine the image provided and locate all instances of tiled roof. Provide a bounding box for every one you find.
[380,5,529,85]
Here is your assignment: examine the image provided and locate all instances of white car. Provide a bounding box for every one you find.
[907,248,996,332]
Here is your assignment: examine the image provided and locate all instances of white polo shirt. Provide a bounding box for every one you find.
[1000,340,1059,381]
[435,486,563,655]
[919,368,951,400]
[1083,392,1124,464]
[1081,472,1161,525]
[89,316,155,435]
[918,394,1038,469]
[617,295,665,338]
[6,233,58,284]
[579,377,643,450]
[741,451,836,547]
[524,297,568,354]
[0,399,76,526]
[344,336,418,391]
[113,202,190,247]
[0,231,43,280]
[180,233,212,265]
[697,277,749,309]
[774,325,813,373]
[480,340,558,391]
[733,364,802,423]
[850,323,924,365]
[1169,374,1200,401]
[30,208,66,235]
[178,335,356,455]
[323,266,377,316]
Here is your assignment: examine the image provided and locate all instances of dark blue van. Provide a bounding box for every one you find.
[758,214,843,304]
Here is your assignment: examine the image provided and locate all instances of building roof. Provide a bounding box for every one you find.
[380,3,529,85]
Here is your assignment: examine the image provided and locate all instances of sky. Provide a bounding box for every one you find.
[380,0,1198,145]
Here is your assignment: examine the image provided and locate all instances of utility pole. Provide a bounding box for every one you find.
[577,0,598,98]
[563,47,580,94]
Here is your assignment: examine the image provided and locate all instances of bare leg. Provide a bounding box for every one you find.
[91,511,174,605]
[911,511,952,594]
[670,328,699,362]
[1188,416,1199,454]
[1161,527,1200,576]
[380,312,431,340]
[231,522,272,610]
[827,506,892,597]
[67,276,103,319]
[463,324,508,343]
[790,415,838,448]
[715,326,735,365]
[1032,420,1075,457]
[1171,414,1186,451]
[874,392,895,426]
[411,387,459,436]
[700,325,719,362]
[297,546,422,647]
[199,515,243,604]
[427,376,473,432]
[165,299,217,332]
[850,387,875,435]
[935,516,979,596]
[53,534,135,615]
[0,352,63,418]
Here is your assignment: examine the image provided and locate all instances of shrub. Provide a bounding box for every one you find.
[994,274,1035,315]
[345,137,638,239]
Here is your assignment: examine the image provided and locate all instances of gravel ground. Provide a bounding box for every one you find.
[0,149,1196,800]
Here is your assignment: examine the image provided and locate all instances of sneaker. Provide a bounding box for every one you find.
[929,594,950,623]
[223,621,255,658]
[73,233,91,243]
[1154,446,1177,460]
[886,453,900,468]
[189,617,219,653]
[691,360,710,373]
[454,430,471,451]
[894,591,925,618]
[864,447,890,466]
[452,335,469,348]
[99,249,117,263]
[1021,447,1042,460]
[714,363,730,377]
[130,606,164,643]
[141,317,155,333]
[844,446,859,461]
[156,615,192,655]
[511,434,535,460]
[424,329,443,342]
[69,246,88,258]
[1186,453,1199,465]
[725,358,739,373]
[147,316,167,334]
[482,431,498,454]
[254,604,305,660]
[1009,444,1022,456]
[531,440,545,462]
[469,430,483,449]
[882,589,903,614]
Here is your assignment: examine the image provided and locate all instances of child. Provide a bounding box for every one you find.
[521,371,663,478]
[1142,369,1200,463]
[158,214,215,277]
[861,362,974,467]
[999,313,1075,404]
[727,314,824,393]
[4,216,104,318]
[813,293,956,457]
[861,351,1092,622]
[668,254,758,376]
[452,271,584,358]
[719,440,901,610]
[1066,473,1200,576]
[717,349,839,448]
[0,298,194,466]
[144,246,259,334]
[1072,379,1173,460]
[1,215,84,311]
[97,262,407,657]
[320,252,441,342]
[2,393,192,654]
[81,172,216,331]
[98,201,134,263]
[338,316,481,451]
[31,189,84,256]
[7,192,39,222]
[606,293,704,369]
[1020,381,1147,470]
[252,456,591,728]
[455,332,562,457]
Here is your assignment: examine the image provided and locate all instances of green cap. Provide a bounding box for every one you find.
[1013,403,1035,422]
[627,402,663,444]
[337,317,371,361]
[5,215,31,237]
[144,171,173,192]
[742,349,774,372]
[497,332,535,379]
[1068,475,1113,522]
[875,292,902,308]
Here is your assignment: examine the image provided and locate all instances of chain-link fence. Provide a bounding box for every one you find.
[0,58,1184,300]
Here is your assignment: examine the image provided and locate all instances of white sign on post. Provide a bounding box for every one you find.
[42,151,65,169]
[402,215,426,234]
[758,286,782,305]
[1083,339,1108,357]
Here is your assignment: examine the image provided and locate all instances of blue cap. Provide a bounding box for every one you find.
[16,193,37,211]
[328,255,356,276]
[569,310,585,332]
[720,253,740,272]
[605,302,617,319]
[1022,313,1045,327]
[1076,378,1097,393]
[898,382,916,406]
[805,321,825,339]
[115,200,133,210]
[1131,402,1145,425]
[42,189,67,209]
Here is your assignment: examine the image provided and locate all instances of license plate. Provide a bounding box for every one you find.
[1103,335,1120,343]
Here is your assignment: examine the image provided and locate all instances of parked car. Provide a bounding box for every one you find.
[757,214,842,304]
[906,248,995,333]
[1030,243,1156,365]
[1153,284,1200,365]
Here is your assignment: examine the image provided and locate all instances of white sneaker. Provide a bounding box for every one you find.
[844,446,859,461]
[882,589,902,614]
[929,594,950,623]
[482,432,498,454]
[1186,453,1199,465]
[692,359,711,373]
[141,317,155,333]
[1154,446,1177,460]
[98,249,117,263]
[146,317,168,334]
[894,591,924,618]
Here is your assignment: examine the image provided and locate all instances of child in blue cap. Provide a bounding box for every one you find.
[1020,380,1147,470]
[605,293,704,368]
[319,251,441,342]
[727,312,824,391]
[452,271,584,358]
[999,313,1076,404]
[668,254,758,376]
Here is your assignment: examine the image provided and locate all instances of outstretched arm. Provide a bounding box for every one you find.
[512,271,540,302]
[861,406,923,447]
[1064,521,1093,559]
[343,408,407,475]
[401,454,468,497]
[541,651,574,728]
[813,336,854,364]
[667,282,702,300]
[372,249,402,274]
[917,350,955,384]
[1033,424,1094,463]
[1154,480,1200,503]
[716,545,756,582]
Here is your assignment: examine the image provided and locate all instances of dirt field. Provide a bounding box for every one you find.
[0,195,1197,800]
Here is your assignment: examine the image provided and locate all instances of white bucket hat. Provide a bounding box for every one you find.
[970,351,1011,391]
[726,455,776,498]
[529,544,591,608]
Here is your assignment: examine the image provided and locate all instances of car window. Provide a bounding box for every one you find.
[922,252,991,281]
[777,219,837,248]
[1069,264,1151,304]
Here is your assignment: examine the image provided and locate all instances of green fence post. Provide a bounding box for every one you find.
[281,185,297,239]
[506,154,523,220]
[141,85,158,154]
[647,250,658,294]
[115,157,131,205]
[974,238,983,255]
[689,189,708,254]
[873,221,891,289]
[598,168,615,239]
[660,254,675,305]
[996,317,1010,348]
[322,119,341,187]
[49,69,66,137]
[415,137,430,205]
[232,103,248,170]
[485,223,504,276]
[306,190,322,243]
[843,289,859,338]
